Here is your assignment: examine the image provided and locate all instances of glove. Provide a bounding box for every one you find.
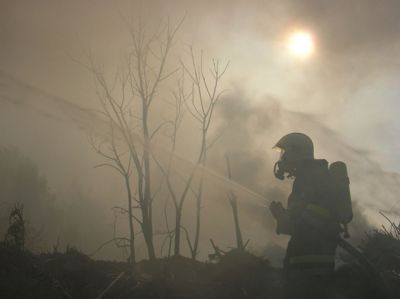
[269,201,285,220]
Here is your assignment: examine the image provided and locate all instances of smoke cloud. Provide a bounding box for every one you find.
[1,0,400,261]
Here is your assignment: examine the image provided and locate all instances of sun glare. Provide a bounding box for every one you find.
[288,31,314,59]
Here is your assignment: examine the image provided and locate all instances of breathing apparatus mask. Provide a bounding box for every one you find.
[273,148,295,180]
[272,133,314,180]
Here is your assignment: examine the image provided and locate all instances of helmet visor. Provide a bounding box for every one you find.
[272,146,285,159]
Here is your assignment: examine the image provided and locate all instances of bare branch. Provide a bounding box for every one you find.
[89,237,131,257]
[150,120,173,140]
[112,206,143,225]
[182,226,194,255]
[94,163,125,176]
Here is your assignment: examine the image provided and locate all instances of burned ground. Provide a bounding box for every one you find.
[1,225,400,299]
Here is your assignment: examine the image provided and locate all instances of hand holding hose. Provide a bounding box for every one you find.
[269,201,285,220]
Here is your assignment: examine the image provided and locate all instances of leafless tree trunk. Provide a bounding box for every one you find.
[225,154,244,251]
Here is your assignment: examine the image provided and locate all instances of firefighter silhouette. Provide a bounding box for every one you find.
[270,132,353,299]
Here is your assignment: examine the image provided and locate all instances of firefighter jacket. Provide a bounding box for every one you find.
[277,159,339,276]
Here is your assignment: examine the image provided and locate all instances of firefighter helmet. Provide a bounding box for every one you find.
[273,132,314,180]
[273,132,314,162]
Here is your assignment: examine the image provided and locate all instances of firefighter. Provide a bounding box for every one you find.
[270,132,342,299]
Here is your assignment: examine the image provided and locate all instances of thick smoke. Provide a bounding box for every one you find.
[1,0,400,261]
[210,90,400,246]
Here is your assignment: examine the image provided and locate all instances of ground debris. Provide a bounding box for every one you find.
[0,243,132,299]
[2,230,400,299]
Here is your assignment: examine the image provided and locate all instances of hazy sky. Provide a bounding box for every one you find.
[1,0,400,260]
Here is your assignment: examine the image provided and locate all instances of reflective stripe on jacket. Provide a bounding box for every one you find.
[305,203,331,219]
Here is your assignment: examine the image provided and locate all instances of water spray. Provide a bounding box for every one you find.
[0,70,271,207]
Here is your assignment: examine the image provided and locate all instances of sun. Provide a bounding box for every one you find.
[288,31,314,59]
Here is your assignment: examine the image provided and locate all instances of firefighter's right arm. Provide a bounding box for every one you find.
[269,201,292,235]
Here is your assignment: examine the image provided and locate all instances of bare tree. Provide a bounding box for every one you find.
[88,126,137,263]
[182,49,229,259]
[80,18,183,260]
[80,15,228,261]
[158,48,229,258]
